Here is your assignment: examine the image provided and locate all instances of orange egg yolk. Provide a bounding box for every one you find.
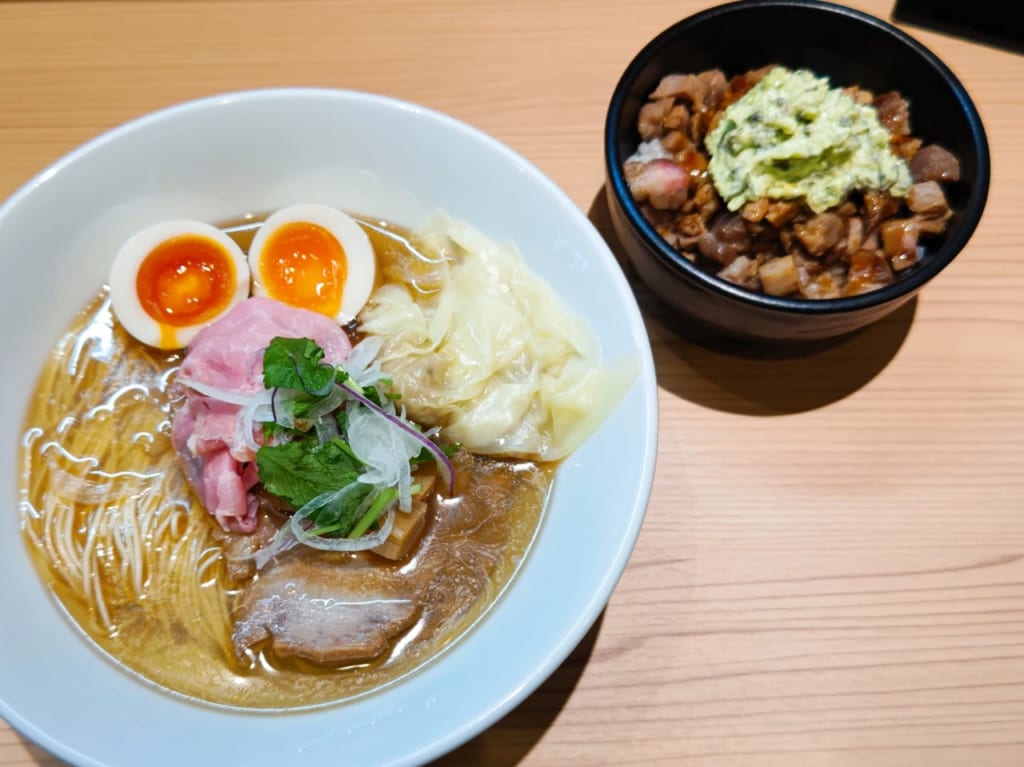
[258,221,347,317]
[136,235,238,342]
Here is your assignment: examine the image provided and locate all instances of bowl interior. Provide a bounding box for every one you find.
[0,89,657,767]
[607,0,989,310]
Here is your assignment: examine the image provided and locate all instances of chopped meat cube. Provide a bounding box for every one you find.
[692,179,720,218]
[880,219,920,270]
[758,255,800,296]
[847,216,864,252]
[727,65,774,100]
[863,190,902,232]
[794,212,843,256]
[794,250,821,277]
[843,250,895,296]
[649,73,710,108]
[741,198,769,223]
[663,103,691,131]
[637,98,673,140]
[624,159,690,210]
[698,213,751,266]
[678,212,707,237]
[698,69,729,110]
[716,255,760,290]
[763,200,800,228]
[892,135,923,161]
[910,144,961,183]
[843,85,875,105]
[907,181,951,218]
[874,91,911,137]
[890,251,918,272]
[835,201,857,217]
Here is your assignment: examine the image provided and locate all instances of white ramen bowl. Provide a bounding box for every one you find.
[0,89,657,767]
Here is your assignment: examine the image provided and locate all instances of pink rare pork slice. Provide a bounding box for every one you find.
[171,296,352,533]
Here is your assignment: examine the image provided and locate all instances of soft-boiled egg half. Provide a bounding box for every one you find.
[247,203,376,325]
[110,220,251,350]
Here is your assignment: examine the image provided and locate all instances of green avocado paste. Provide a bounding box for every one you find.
[705,66,912,213]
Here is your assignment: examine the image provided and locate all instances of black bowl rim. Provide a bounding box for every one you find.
[604,0,991,316]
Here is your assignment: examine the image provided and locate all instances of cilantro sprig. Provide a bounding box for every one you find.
[262,337,336,395]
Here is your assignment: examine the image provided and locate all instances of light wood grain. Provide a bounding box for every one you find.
[2,1,1022,765]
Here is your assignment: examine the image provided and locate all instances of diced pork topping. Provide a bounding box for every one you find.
[910,144,961,183]
[624,159,690,210]
[623,66,965,299]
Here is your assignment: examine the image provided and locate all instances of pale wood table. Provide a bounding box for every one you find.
[2,1,1022,765]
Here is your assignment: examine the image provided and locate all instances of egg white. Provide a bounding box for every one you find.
[247,203,376,325]
[109,220,250,349]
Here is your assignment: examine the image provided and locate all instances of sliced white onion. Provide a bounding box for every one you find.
[303,384,347,420]
[345,336,388,388]
[268,387,303,428]
[339,382,455,494]
[251,526,298,571]
[176,376,255,406]
[347,406,418,510]
[236,388,276,454]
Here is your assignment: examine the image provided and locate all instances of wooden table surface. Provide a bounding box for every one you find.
[1,1,1022,765]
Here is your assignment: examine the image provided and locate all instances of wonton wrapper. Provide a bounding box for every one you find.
[358,216,637,462]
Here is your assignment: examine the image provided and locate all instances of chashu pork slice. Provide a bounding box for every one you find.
[231,554,419,666]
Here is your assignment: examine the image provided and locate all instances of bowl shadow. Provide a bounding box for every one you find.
[427,612,603,766]
[589,186,915,415]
